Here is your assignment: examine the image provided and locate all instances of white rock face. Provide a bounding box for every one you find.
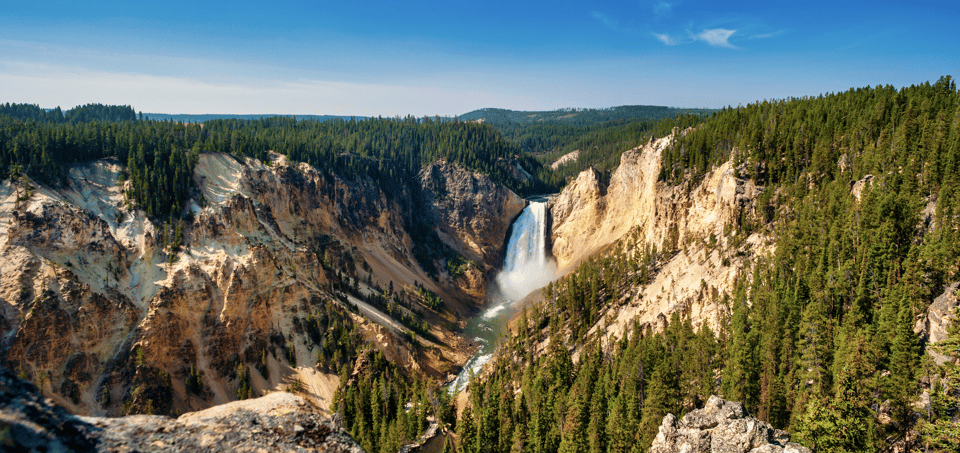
[916,282,960,363]
[550,149,580,170]
[549,133,770,335]
[550,134,760,272]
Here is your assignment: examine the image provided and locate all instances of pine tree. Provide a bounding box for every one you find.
[459,403,479,453]
[885,296,921,437]
[605,390,634,453]
[638,359,679,450]
[586,363,608,453]
[722,288,759,410]
[797,335,877,452]
[558,383,589,453]
[790,297,833,429]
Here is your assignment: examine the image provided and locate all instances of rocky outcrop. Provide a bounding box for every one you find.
[850,174,874,200]
[418,160,526,271]
[549,134,760,272]
[0,364,363,453]
[0,364,99,452]
[916,282,959,363]
[649,395,810,453]
[86,392,363,453]
[550,133,769,336]
[549,150,580,170]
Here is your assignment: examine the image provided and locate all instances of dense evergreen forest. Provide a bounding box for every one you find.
[332,348,456,453]
[451,76,960,453]
[0,109,556,222]
[0,103,137,124]
[142,113,359,123]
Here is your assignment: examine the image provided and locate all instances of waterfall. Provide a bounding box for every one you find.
[495,201,556,302]
[447,200,557,394]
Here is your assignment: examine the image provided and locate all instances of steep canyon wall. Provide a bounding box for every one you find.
[549,134,770,336]
[0,153,522,417]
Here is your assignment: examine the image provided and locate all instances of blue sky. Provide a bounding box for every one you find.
[1,0,957,116]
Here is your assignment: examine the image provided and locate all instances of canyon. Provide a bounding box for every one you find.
[0,151,524,418]
[0,127,777,451]
[2,126,957,452]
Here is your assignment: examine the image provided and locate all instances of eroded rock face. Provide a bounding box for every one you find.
[648,395,810,453]
[549,134,760,272]
[418,160,526,271]
[915,282,959,363]
[0,364,363,453]
[550,133,769,336]
[549,167,604,244]
[0,153,511,417]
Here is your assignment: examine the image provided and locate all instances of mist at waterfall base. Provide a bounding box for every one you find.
[495,202,558,303]
[448,201,556,393]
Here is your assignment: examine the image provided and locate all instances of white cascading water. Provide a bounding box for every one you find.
[495,201,557,303]
[448,200,556,393]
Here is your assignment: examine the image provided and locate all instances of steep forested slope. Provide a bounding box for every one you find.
[453,76,960,453]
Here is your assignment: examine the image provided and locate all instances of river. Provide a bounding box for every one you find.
[448,199,556,393]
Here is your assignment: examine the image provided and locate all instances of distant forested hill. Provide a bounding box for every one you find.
[142,113,364,123]
[458,105,715,126]
[458,105,713,190]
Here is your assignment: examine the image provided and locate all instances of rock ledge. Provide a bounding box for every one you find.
[649,395,810,453]
[0,365,362,452]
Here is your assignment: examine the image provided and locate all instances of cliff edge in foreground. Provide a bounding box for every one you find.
[0,365,362,453]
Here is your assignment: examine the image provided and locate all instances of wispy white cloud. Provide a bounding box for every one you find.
[653,33,681,45]
[652,28,737,48]
[591,11,620,31]
[695,28,737,48]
